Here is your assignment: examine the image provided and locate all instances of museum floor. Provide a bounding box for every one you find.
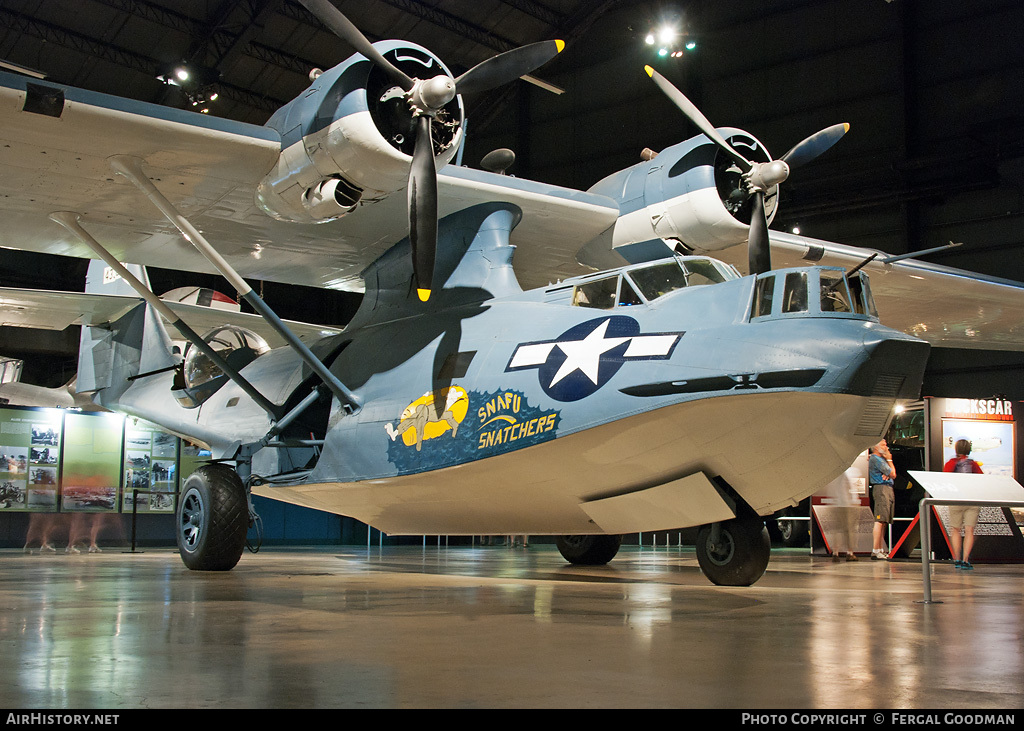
[0,543,1021,709]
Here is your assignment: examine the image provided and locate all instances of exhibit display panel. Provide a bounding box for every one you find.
[895,397,1024,562]
[122,419,180,514]
[0,405,188,514]
[1,406,63,511]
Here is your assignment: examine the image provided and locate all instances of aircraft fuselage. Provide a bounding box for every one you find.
[107,255,928,536]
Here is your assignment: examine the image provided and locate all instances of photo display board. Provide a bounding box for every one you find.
[61,411,125,512]
[123,418,179,513]
[0,406,189,515]
[0,407,63,512]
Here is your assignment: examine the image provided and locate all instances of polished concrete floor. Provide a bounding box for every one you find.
[0,543,1022,709]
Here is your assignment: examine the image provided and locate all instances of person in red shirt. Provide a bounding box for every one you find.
[943,438,983,569]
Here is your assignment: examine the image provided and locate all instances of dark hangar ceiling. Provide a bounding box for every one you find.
[0,0,1023,391]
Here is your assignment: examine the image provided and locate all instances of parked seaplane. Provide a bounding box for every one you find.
[1,1,1020,585]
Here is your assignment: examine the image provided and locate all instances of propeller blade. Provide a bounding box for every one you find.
[645,66,752,173]
[748,191,772,276]
[408,116,438,302]
[299,0,414,90]
[455,40,565,97]
[780,123,849,169]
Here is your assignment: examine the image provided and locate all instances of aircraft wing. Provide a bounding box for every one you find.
[0,71,618,294]
[0,288,341,347]
[714,232,1024,352]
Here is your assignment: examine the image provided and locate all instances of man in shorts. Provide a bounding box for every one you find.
[869,439,896,559]
[943,438,983,570]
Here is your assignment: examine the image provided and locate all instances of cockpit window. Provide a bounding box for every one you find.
[682,259,727,286]
[618,277,643,306]
[628,261,689,301]
[572,277,617,309]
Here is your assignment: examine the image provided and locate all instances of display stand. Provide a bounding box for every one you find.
[906,471,1024,603]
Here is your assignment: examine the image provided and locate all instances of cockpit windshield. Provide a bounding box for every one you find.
[570,257,734,309]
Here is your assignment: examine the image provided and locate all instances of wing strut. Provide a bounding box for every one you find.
[48,211,283,421]
[109,155,361,415]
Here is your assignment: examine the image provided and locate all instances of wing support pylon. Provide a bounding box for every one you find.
[108,155,361,416]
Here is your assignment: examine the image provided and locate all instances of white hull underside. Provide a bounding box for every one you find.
[252,390,890,535]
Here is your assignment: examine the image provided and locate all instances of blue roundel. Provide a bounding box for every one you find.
[505,316,684,402]
[537,316,640,402]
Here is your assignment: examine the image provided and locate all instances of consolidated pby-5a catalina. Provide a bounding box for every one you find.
[0,1,1020,585]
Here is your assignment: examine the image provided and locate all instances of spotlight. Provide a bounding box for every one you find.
[645,33,655,45]
[174,67,189,82]
[686,40,697,50]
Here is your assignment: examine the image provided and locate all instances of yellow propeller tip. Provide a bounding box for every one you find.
[644,65,654,77]
[417,288,431,302]
[555,39,565,53]
[843,122,851,132]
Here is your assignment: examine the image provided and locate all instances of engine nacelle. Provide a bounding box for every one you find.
[256,41,464,224]
[586,128,778,264]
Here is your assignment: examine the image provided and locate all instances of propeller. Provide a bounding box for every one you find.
[644,65,848,275]
[301,0,564,301]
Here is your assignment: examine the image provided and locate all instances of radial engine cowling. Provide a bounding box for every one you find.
[255,41,464,224]
[588,128,779,259]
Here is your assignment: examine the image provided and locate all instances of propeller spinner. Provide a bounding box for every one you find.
[301,0,564,301]
[644,65,848,275]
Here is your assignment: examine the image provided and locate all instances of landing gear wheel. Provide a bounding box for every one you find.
[176,464,249,571]
[777,517,808,547]
[696,518,771,586]
[556,534,622,565]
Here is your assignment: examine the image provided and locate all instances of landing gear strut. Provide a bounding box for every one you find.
[696,517,770,586]
[176,464,249,571]
[555,534,622,565]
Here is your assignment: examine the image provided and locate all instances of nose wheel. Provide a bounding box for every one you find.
[176,464,249,571]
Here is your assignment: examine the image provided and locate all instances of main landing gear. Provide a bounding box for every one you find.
[176,464,250,571]
[695,517,770,586]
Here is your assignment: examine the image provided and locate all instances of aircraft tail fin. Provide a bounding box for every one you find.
[77,260,177,399]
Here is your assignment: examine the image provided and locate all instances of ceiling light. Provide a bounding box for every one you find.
[645,34,655,45]
[175,67,189,82]
[658,27,676,44]
[685,40,697,50]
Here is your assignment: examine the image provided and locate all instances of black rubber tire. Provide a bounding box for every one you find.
[777,516,809,547]
[696,517,771,586]
[176,464,248,571]
[555,534,622,565]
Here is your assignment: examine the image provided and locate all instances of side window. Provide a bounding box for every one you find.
[752,275,775,318]
[819,272,853,313]
[846,275,867,315]
[618,278,643,306]
[782,272,808,313]
[848,273,879,318]
[572,277,617,309]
